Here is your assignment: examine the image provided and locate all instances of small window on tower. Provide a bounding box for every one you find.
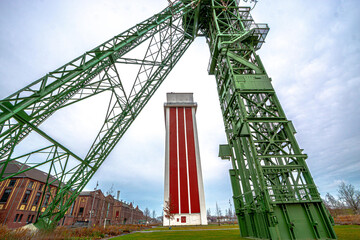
[181,216,186,223]
[177,218,179,222]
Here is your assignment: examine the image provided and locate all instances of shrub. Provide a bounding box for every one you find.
[0,224,150,240]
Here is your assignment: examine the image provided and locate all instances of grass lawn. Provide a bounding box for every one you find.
[111,224,360,240]
[334,225,360,240]
[142,224,239,231]
[112,229,244,240]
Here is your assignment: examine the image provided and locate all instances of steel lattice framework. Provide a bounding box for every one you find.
[0,0,336,239]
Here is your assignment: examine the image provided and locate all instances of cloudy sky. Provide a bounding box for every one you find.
[0,0,359,217]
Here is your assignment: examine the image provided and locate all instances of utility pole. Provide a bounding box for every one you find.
[88,181,98,228]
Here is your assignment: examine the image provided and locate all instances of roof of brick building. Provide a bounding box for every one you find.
[0,160,58,186]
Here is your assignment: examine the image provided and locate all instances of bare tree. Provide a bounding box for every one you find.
[325,193,343,208]
[152,210,156,221]
[215,202,222,225]
[226,208,233,222]
[206,208,211,223]
[228,199,234,223]
[324,192,344,217]
[156,215,163,223]
[338,182,360,214]
[163,198,176,229]
[207,208,211,217]
[144,208,150,224]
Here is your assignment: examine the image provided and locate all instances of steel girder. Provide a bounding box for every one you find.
[197,0,336,239]
[0,1,196,229]
[0,0,337,238]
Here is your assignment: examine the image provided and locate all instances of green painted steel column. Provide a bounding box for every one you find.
[203,0,337,239]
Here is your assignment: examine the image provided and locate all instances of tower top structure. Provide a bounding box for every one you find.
[165,93,197,108]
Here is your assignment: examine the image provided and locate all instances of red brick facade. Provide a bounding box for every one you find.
[72,191,144,226]
[0,165,144,228]
[0,177,73,228]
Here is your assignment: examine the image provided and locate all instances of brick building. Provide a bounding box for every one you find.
[0,162,145,228]
[72,190,144,226]
[72,190,115,226]
[0,162,73,228]
[118,201,144,224]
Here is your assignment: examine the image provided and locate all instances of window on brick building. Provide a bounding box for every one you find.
[14,214,19,222]
[38,184,43,191]
[78,207,84,216]
[33,192,41,205]
[8,179,16,187]
[70,202,75,216]
[18,214,23,222]
[27,214,35,223]
[28,181,34,189]
[0,189,12,203]
[43,194,50,207]
[22,190,31,204]
[27,214,31,223]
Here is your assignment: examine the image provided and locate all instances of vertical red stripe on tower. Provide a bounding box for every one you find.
[185,107,200,213]
[177,107,189,213]
[169,108,179,214]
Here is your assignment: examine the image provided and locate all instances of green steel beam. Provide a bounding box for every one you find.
[0,0,337,238]
[200,0,336,239]
[0,1,196,229]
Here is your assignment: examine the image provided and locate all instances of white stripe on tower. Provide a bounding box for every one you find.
[192,106,207,224]
[176,107,181,214]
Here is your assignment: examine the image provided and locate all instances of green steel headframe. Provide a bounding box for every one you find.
[0,0,336,238]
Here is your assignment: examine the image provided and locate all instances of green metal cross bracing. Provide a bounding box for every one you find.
[201,0,336,239]
[0,1,197,229]
[0,0,336,238]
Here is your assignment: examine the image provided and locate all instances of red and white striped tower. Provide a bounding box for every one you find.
[163,93,207,226]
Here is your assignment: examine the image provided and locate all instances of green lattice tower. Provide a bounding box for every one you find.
[197,0,336,239]
[0,0,336,238]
